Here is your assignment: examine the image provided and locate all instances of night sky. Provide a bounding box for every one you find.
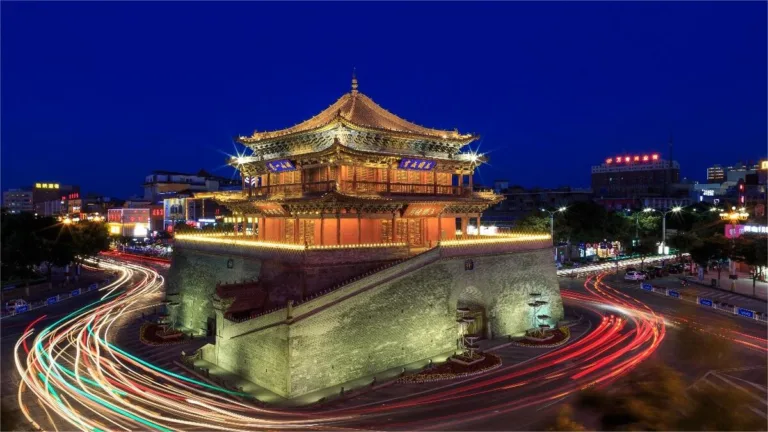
[2,2,765,199]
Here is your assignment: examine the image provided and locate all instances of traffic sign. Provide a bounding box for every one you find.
[737,308,755,319]
[641,283,653,291]
[71,289,80,297]
[699,298,713,307]
[46,296,58,305]
[667,289,680,298]
[15,305,29,314]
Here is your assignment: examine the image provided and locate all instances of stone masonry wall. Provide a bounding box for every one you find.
[167,249,262,333]
[282,247,562,397]
[181,241,563,399]
[287,263,456,396]
[210,323,290,397]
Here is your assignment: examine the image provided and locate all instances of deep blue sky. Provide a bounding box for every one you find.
[2,2,766,198]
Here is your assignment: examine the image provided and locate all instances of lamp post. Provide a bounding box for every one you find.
[540,207,566,245]
[625,209,640,240]
[644,206,682,254]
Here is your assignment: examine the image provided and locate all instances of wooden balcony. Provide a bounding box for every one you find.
[244,180,471,198]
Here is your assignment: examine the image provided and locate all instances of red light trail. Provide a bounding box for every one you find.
[12,263,703,431]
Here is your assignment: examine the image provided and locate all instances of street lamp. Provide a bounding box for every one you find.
[625,209,641,239]
[644,206,682,254]
[540,207,566,245]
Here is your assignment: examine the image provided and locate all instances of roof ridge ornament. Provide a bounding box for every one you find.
[351,68,358,94]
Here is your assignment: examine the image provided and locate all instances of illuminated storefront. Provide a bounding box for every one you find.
[107,208,151,238]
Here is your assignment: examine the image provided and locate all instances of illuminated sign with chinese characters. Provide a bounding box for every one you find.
[605,154,659,165]
[761,160,768,170]
[398,158,436,171]
[266,160,296,173]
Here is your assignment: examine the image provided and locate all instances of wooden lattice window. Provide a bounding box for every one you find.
[408,219,423,246]
[381,219,393,242]
[284,219,295,243]
[437,172,451,185]
[299,220,315,245]
[355,167,376,191]
[407,171,421,184]
[395,169,408,183]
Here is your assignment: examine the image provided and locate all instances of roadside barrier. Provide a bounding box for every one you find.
[1,278,112,320]
[633,281,766,322]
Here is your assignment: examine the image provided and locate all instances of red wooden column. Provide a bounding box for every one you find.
[437,213,443,243]
[391,213,398,242]
[320,214,325,246]
[357,212,362,244]
[468,170,474,193]
[477,215,482,236]
[387,164,393,193]
[458,173,464,195]
[433,170,438,194]
[293,217,299,243]
[461,217,468,236]
[336,213,341,245]
[265,172,271,195]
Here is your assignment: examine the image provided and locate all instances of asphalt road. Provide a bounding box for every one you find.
[555,274,767,428]
[6,258,766,431]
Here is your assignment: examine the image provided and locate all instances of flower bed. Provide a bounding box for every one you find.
[397,353,502,384]
[140,322,185,346]
[510,327,570,348]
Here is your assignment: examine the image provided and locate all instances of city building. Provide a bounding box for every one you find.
[725,161,760,183]
[3,188,33,214]
[163,194,231,231]
[483,186,593,227]
[493,179,509,193]
[32,182,78,207]
[143,169,240,204]
[706,164,726,183]
[166,77,562,399]
[592,153,679,198]
[34,198,66,217]
[107,208,151,237]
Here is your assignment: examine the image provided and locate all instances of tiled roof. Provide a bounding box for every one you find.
[243,89,475,142]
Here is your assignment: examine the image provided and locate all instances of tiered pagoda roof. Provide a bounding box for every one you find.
[233,75,482,169]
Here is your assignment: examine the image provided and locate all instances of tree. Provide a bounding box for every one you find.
[548,404,587,431]
[733,234,768,294]
[627,236,658,270]
[514,211,550,234]
[72,220,110,262]
[667,231,701,261]
[578,362,689,431]
[578,361,764,431]
[689,235,730,282]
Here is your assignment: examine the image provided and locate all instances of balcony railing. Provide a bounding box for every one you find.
[244,180,469,198]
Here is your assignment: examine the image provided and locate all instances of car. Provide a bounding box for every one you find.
[624,271,647,281]
[624,267,638,275]
[5,299,28,314]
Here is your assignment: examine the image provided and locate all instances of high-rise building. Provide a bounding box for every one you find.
[591,153,680,198]
[706,164,725,183]
[143,170,240,203]
[3,188,33,214]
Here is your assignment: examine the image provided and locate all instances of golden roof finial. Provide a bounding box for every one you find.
[351,68,358,94]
